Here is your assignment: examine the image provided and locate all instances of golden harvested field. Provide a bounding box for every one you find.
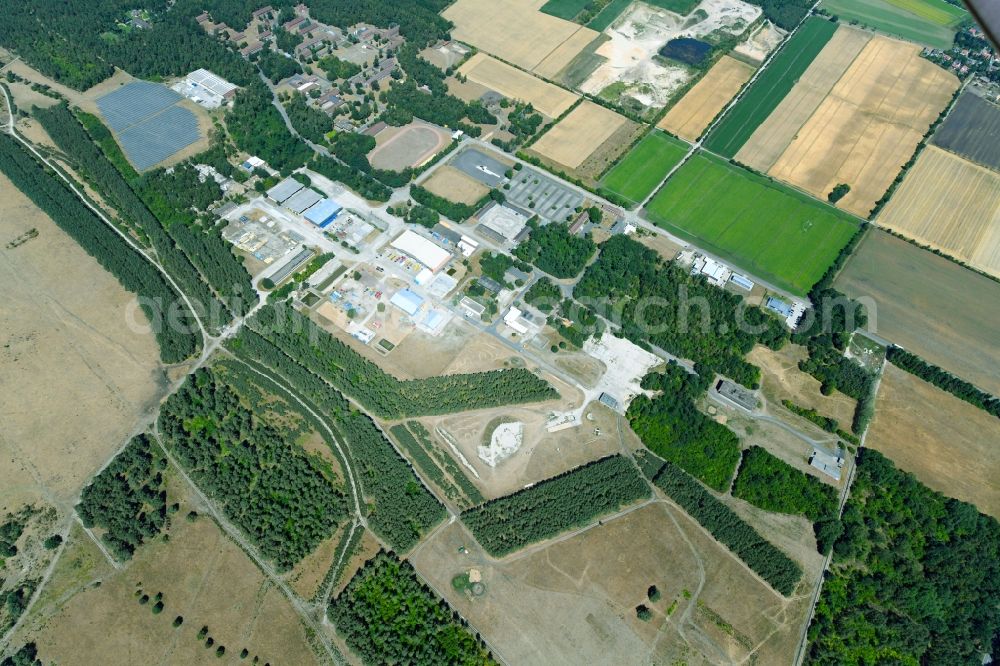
[736,26,871,172]
[768,36,959,217]
[459,53,579,118]
[0,173,166,506]
[531,101,628,169]
[412,501,819,665]
[659,56,755,142]
[866,365,1000,519]
[747,344,858,427]
[876,145,1000,278]
[443,0,599,75]
[20,478,321,665]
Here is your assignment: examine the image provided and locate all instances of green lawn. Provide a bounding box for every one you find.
[540,0,589,20]
[600,131,689,206]
[821,0,962,49]
[645,153,859,295]
[704,17,837,158]
[588,0,700,31]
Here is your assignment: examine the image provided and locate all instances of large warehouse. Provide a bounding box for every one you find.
[185,68,238,106]
[304,199,343,227]
[390,230,452,273]
[267,177,304,203]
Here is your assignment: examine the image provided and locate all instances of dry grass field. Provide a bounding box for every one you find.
[736,26,871,172]
[443,0,599,76]
[458,53,579,118]
[768,36,959,217]
[531,101,628,169]
[747,344,858,426]
[876,145,1000,278]
[0,173,166,508]
[658,56,755,142]
[835,230,1000,395]
[866,365,1000,519]
[19,478,321,665]
[411,501,818,665]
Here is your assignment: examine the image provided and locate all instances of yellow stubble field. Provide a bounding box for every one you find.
[768,36,959,217]
[875,145,1000,278]
[659,55,756,142]
[531,100,628,169]
[459,53,579,118]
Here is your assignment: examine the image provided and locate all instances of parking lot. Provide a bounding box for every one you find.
[506,167,583,221]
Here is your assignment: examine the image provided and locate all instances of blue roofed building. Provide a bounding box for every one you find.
[765,296,794,318]
[390,289,424,316]
[304,199,343,228]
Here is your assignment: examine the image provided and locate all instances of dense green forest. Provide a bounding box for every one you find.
[242,303,558,419]
[311,154,392,202]
[575,235,787,388]
[513,221,596,279]
[0,641,42,666]
[627,364,742,491]
[157,367,348,569]
[225,330,446,551]
[282,93,332,145]
[0,133,200,361]
[807,450,1000,664]
[887,346,1000,418]
[390,423,484,509]
[639,452,802,596]
[410,184,490,222]
[329,551,497,666]
[255,48,303,83]
[462,455,648,556]
[33,103,255,322]
[731,446,838,522]
[524,277,562,310]
[226,81,313,173]
[76,434,168,561]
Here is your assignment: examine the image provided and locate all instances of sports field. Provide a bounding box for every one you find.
[705,17,837,158]
[659,55,756,142]
[645,153,859,295]
[821,0,964,49]
[600,131,688,205]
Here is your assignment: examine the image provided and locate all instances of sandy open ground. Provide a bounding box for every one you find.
[747,344,858,427]
[736,26,871,172]
[420,166,491,205]
[768,36,959,217]
[733,20,786,63]
[659,56,755,141]
[866,365,1000,519]
[412,500,818,665]
[531,101,627,169]
[0,173,165,509]
[443,0,599,75]
[369,120,452,171]
[875,145,1000,278]
[458,53,579,118]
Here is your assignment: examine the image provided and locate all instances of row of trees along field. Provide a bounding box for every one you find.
[887,346,1000,418]
[389,424,482,509]
[157,367,349,569]
[410,184,492,222]
[627,363,742,492]
[226,328,446,551]
[329,551,498,666]
[34,103,256,323]
[807,450,1000,664]
[513,220,597,279]
[574,235,788,389]
[76,434,168,561]
[461,455,649,556]
[245,303,558,419]
[731,446,838,522]
[0,133,200,361]
[637,451,802,596]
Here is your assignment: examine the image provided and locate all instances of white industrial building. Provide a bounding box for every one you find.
[180,69,238,108]
[390,230,452,273]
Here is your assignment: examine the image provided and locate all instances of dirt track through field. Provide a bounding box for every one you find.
[876,145,1000,278]
[735,26,871,171]
[768,36,959,217]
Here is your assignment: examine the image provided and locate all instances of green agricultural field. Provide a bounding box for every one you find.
[540,0,589,20]
[645,153,858,295]
[600,131,689,206]
[704,17,837,157]
[821,0,963,49]
[588,0,700,31]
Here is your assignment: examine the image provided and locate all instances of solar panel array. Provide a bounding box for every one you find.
[96,81,202,171]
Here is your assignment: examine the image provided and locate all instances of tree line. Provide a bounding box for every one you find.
[77,434,168,561]
[513,220,596,279]
[328,551,497,666]
[244,303,558,419]
[807,449,1000,663]
[461,455,649,557]
[0,133,200,362]
[574,235,788,389]
[640,452,803,596]
[627,363,742,492]
[226,329,446,551]
[158,367,349,570]
[389,424,482,510]
[887,346,1000,419]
